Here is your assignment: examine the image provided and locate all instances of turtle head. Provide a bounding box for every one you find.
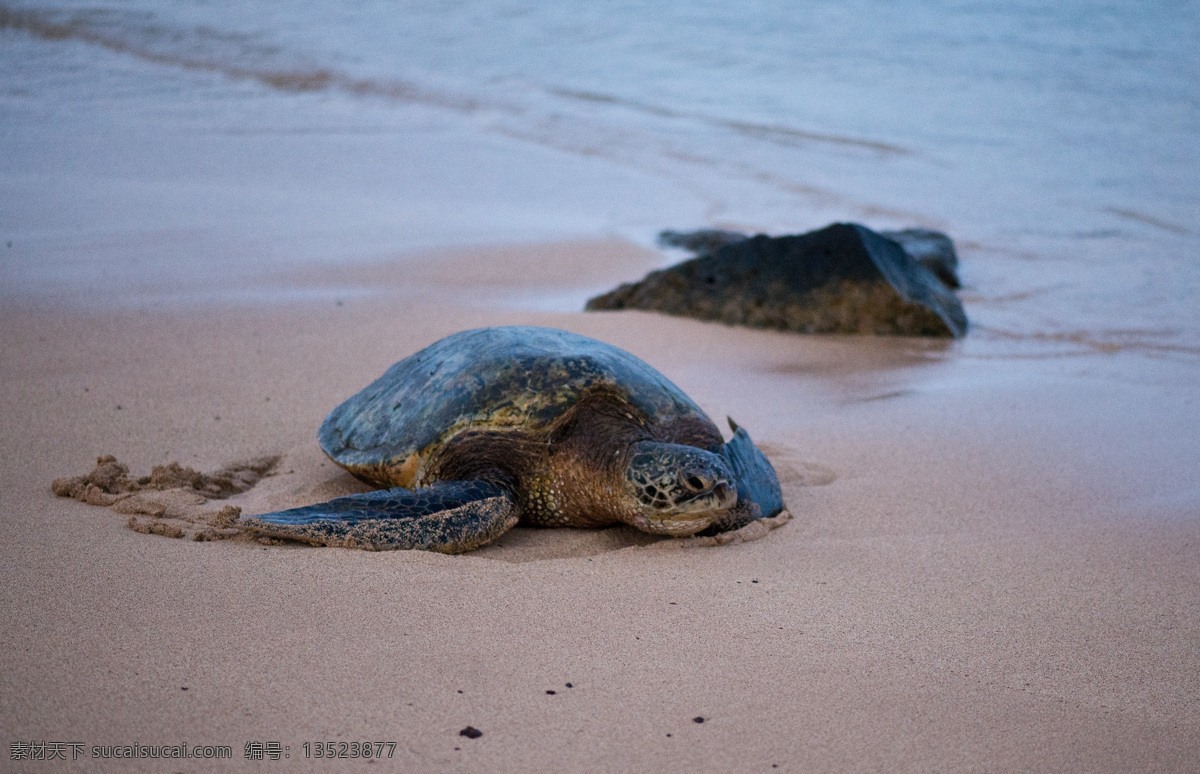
[621,442,738,536]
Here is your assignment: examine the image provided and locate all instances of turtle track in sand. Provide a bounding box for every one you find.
[52,455,280,543]
[51,446,832,557]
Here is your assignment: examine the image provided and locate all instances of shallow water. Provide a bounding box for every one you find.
[1,0,1198,356]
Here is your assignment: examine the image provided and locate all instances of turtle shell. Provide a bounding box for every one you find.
[319,326,714,487]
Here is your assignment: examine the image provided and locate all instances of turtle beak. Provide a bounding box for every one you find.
[652,482,734,537]
[636,510,714,537]
[640,483,736,536]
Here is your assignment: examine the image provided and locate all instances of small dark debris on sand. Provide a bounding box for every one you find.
[459,726,483,739]
[52,455,279,542]
[587,223,967,337]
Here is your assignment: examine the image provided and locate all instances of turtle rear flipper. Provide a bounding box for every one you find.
[703,419,785,534]
[238,480,518,553]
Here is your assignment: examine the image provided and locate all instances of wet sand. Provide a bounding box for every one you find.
[2,240,1198,772]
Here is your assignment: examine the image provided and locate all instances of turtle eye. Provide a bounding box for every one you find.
[683,473,711,493]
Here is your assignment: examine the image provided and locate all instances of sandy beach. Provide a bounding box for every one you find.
[4,2,1200,770]
[3,237,1198,771]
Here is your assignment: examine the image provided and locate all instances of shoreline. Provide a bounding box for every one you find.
[2,237,1197,771]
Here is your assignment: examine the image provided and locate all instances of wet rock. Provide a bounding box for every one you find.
[658,225,961,289]
[880,228,960,289]
[657,229,754,255]
[588,223,967,337]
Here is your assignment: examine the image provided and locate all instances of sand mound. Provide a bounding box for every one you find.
[52,455,280,542]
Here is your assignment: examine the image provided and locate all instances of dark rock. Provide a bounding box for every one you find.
[657,229,754,254]
[658,225,961,288]
[459,726,483,739]
[879,228,960,289]
[586,223,967,338]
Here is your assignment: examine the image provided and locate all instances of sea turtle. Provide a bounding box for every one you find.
[239,326,785,553]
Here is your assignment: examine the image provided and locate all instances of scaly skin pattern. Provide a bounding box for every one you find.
[239,481,518,552]
[520,472,572,527]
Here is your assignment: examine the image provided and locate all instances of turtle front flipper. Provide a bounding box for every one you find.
[704,418,785,533]
[238,480,519,553]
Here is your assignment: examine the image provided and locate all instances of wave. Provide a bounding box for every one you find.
[1,4,909,159]
[0,5,479,110]
[1104,207,1191,236]
[972,325,1200,358]
[550,87,912,156]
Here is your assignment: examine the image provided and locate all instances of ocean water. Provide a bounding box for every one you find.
[1,0,1198,356]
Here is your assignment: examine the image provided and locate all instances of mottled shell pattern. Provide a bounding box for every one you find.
[318,327,712,488]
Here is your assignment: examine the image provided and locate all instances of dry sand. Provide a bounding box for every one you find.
[2,240,1198,772]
